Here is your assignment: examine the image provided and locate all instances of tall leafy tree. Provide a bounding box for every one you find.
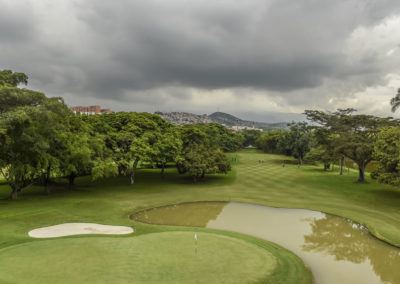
[372,127,400,185]
[178,125,231,182]
[150,127,183,177]
[287,122,312,165]
[0,107,50,199]
[0,70,68,198]
[305,109,398,182]
[85,112,167,184]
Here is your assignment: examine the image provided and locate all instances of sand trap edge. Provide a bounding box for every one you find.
[29,223,134,238]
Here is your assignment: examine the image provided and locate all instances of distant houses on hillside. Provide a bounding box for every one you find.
[155,111,213,125]
[228,126,263,132]
[69,105,112,115]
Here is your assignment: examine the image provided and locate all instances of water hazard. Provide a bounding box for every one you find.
[131,202,400,284]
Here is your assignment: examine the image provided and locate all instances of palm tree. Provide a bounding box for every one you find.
[390,88,400,112]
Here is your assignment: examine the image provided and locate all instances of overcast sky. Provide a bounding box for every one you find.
[1,0,400,120]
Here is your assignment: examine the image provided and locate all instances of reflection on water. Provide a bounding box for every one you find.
[132,202,400,284]
[303,215,400,284]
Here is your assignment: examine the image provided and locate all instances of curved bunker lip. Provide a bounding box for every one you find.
[29,223,134,238]
[131,201,400,284]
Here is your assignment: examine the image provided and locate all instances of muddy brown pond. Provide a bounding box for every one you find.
[131,202,400,284]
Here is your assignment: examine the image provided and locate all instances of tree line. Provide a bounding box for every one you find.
[0,70,244,199]
[254,108,400,184]
[2,69,400,199]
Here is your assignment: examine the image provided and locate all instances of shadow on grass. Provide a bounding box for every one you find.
[371,189,400,201]
[0,166,236,201]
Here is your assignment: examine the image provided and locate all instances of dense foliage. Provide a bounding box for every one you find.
[372,127,400,185]
[2,69,400,195]
[0,70,240,198]
[305,109,399,182]
[256,123,312,165]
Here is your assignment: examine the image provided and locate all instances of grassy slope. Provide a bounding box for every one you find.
[0,149,317,284]
[0,148,399,281]
[1,148,399,248]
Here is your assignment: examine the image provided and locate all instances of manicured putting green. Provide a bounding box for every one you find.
[0,231,277,283]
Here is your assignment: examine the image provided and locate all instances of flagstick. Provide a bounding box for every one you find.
[194,232,198,256]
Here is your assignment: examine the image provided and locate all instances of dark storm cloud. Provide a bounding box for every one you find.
[1,0,400,112]
[74,0,400,95]
[0,1,36,43]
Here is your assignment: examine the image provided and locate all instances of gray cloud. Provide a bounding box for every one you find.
[1,0,400,117]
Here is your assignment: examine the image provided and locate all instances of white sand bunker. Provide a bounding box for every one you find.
[29,223,134,238]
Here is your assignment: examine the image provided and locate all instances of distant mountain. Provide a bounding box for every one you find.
[209,112,288,130]
[208,112,239,126]
[155,111,294,130]
[233,111,306,124]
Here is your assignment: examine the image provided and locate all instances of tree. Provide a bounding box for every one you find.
[0,70,28,86]
[256,130,287,154]
[192,123,244,152]
[286,122,312,165]
[178,125,231,182]
[85,112,167,184]
[242,129,262,147]
[390,88,400,112]
[0,70,45,115]
[304,145,334,171]
[150,127,183,177]
[372,127,400,185]
[305,109,398,182]
[0,70,69,198]
[38,97,78,193]
[0,107,50,199]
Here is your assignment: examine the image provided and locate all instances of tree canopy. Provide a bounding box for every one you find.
[305,109,399,182]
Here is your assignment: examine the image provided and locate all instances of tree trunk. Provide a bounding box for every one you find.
[339,156,344,176]
[201,170,205,179]
[68,173,76,189]
[299,155,303,165]
[130,158,140,185]
[358,166,365,182]
[177,164,186,174]
[193,175,197,183]
[10,188,18,200]
[44,165,51,195]
[161,163,165,178]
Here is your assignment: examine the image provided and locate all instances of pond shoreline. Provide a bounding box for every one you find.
[131,200,400,284]
[130,200,400,249]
